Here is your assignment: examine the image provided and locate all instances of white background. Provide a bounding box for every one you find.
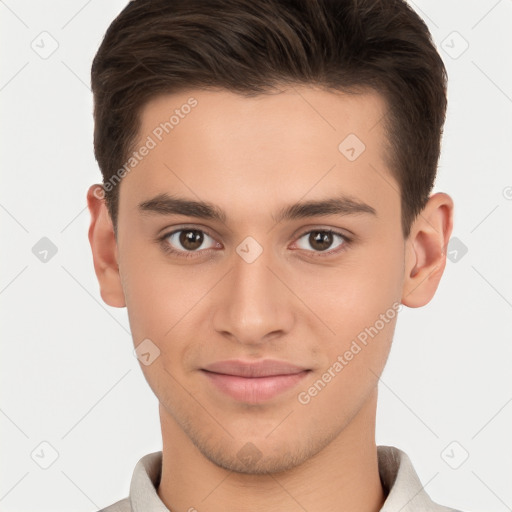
[0,1,511,511]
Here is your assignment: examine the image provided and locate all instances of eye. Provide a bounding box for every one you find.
[158,226,351,260]
[159,228,220,258]
[292,229,350,257]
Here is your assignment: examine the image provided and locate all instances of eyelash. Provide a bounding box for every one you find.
[157,227,352,260]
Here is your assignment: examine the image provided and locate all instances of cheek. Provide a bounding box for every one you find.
[295,267,401,421]
[120,257,202,398]
[298,242,403,338]
[120,249,178,345]
[300,239,403,386]
[119,248,212,362]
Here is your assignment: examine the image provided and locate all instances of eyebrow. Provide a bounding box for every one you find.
[138,193,377,224]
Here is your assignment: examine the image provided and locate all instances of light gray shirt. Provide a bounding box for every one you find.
[97,445,463,512]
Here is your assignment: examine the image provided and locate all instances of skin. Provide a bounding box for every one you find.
[87,86,453,512]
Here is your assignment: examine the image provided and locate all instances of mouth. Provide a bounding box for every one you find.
[201,359,311,403]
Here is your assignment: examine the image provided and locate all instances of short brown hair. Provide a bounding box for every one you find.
[91,0,447,239]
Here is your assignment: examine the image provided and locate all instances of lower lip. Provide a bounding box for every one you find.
[202,370,310,403]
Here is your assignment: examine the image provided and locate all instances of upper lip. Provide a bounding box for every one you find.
[202,359,309,378]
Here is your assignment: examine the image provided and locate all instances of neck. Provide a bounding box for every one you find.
[157,388,385,512]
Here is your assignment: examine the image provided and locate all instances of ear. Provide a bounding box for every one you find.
[86,184,126,308]
[401,192,454,308]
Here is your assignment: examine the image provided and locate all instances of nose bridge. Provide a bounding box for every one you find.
[212,238,294,344]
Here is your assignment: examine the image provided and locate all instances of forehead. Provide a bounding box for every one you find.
[138,85,388,149]
[119,86,397,223]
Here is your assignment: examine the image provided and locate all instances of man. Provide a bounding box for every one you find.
[86,0,462,510]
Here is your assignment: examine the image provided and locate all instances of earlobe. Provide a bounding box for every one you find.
[401,192,454,308]
[86,184,126,308]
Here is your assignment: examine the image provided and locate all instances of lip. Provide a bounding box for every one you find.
[201,359,310,403]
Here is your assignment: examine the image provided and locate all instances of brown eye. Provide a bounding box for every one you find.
[308,231,334,251]
[179,229,204,250]
[162,228,218,255]
[294,229,348,255]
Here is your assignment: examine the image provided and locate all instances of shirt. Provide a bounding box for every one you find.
[97,445,463,512]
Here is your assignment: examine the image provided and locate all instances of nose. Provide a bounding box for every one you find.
[211,240,295,347]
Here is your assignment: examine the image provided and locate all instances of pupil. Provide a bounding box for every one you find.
[180,230,203,250]
[310,231,332,251]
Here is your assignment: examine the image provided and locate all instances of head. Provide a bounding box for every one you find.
[87,0,453,474]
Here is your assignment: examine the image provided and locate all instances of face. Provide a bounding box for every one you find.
[104,86,408,472]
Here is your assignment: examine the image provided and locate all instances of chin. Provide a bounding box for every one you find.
[195,434,330,475]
